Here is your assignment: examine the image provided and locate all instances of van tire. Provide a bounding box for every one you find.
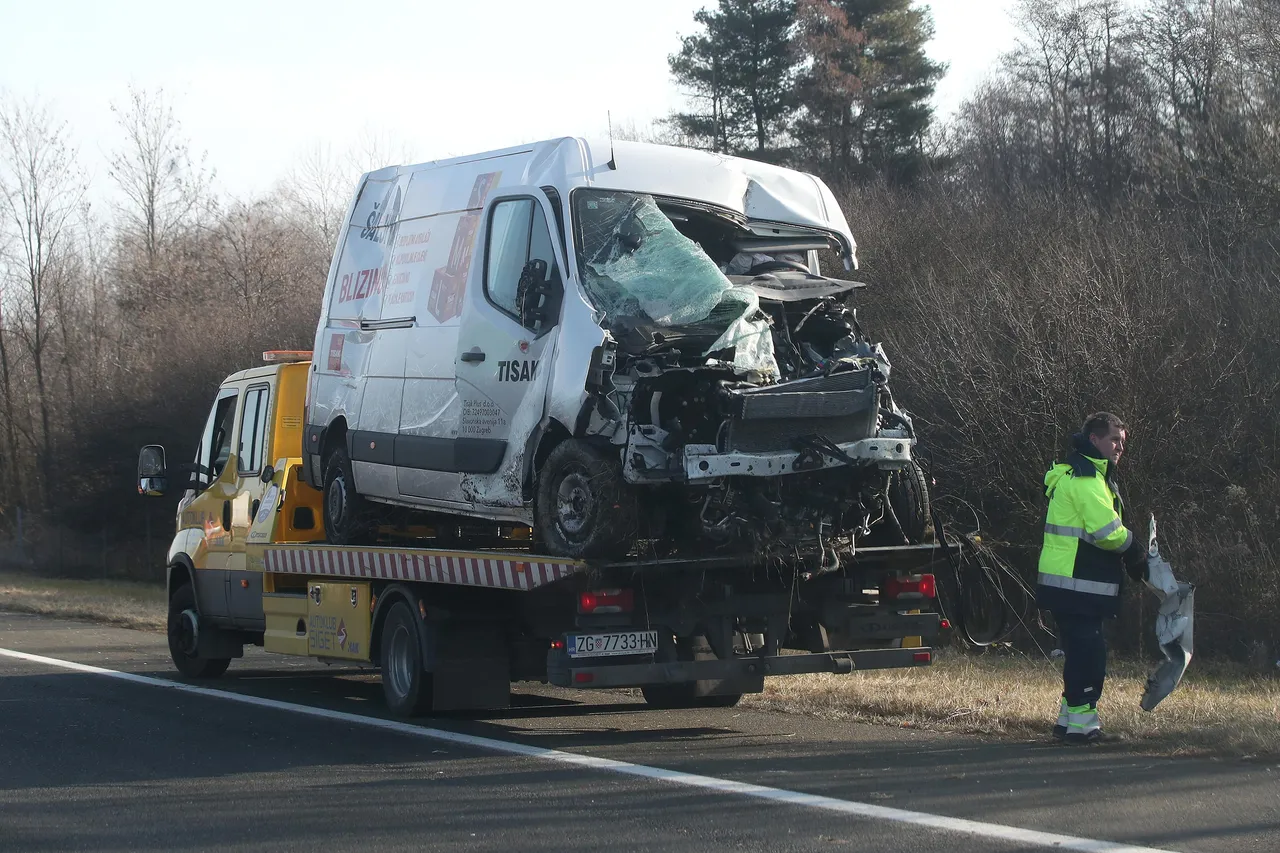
[323,445,374,545]
[380,601,433,717]
[535,439,636,559]
[887,460,931,544]
[167,584,231,679]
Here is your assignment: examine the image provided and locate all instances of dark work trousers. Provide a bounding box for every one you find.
[1053,612,1108,707]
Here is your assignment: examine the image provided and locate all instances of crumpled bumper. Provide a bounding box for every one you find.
[1141,514,1195,712]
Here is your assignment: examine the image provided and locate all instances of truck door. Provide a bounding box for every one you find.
[181,387,240,620]
[454,189,566,502]
[226,382,272,628]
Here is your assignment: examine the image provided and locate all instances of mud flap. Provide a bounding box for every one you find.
[430,621,512,712]
[1141,515,1195,712]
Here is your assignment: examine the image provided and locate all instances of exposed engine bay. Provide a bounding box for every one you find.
[569,190,927,559]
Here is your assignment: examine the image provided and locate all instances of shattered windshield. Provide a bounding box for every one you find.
[573,190,778,378]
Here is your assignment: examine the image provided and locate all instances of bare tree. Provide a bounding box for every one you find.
[0,95,85,509]
[275,143,351,277]
[0,280,18,505]
[108,87,212,265]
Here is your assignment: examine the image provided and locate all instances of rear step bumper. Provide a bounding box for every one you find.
[551,647,932,689]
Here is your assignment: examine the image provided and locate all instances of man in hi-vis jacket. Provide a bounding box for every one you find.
[1036,412,1149,744]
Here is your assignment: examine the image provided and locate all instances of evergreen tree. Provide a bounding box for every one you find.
[668,0,798,159]
[794,0,946,181]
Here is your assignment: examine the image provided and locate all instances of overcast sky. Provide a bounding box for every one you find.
[1,0,1021,199]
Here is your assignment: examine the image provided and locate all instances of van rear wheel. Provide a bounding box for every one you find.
[323,444,374,545]
[535,439,637,559]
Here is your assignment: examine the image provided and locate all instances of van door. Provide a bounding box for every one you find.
[453,189,566,504]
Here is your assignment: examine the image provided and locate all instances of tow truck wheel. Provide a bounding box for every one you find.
[640,635,743,709]
[167,584,231,679]
[322,444,374,545]
[535,439,637,559]
[380,601,433,717]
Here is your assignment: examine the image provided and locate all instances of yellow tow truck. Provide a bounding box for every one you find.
[137,352,947,717]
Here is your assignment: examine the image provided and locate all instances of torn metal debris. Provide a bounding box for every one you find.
[1141,514,1195,712]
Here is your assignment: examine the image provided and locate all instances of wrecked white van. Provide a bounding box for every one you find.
[303,138,927,558]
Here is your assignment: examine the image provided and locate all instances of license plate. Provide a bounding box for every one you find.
[566,630,658,658]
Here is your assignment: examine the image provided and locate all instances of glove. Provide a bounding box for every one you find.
[1123,540,1149,582]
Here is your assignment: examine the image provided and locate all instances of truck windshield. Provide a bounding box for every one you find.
[572,189,779,377]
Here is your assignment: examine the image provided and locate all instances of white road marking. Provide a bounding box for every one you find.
[0,645,1175,853]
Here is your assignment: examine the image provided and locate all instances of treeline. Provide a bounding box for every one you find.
[667,0,1280,658]
[1,0,1277,658]
[0,89,354,567]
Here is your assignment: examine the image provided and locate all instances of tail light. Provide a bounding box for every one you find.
[578,588,634,614]
[881,573,936,600]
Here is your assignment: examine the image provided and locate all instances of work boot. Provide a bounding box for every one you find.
[1051,698,1069,740]
[1062,703,1109,744]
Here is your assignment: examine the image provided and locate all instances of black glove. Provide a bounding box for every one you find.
[1122,540,1148,582]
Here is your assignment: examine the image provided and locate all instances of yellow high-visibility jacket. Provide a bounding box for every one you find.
[1035,451,1137,618]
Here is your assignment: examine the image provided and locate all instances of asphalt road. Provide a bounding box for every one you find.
[1,612,1277,853]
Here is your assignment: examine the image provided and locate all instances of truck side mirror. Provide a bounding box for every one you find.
[138,445,168,496]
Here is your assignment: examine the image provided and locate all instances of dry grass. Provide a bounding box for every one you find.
[743,651,1280,757]
[0,570,166,632]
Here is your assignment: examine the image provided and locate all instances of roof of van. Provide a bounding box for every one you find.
[369,138,858,267]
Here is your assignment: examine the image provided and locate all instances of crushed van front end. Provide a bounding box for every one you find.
[564,189,925,559]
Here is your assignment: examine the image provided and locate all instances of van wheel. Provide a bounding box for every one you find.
[323,445,374,545]
[535,439,637,559]
[887,460,931,544]
[167,584,231,679]
[380,601,433,717]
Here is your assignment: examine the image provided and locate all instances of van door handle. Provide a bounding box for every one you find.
[222,500,232,530]
[460,350,486,363]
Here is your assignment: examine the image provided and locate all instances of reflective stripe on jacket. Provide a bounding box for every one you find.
[1035,451,1133,618]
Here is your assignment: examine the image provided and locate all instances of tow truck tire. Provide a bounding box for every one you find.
[888,460,931,544]
[535,439,637,559]
[640,635,743,709]
[323,444,374,545]
[380,601,433,717]
[167,584,231,679]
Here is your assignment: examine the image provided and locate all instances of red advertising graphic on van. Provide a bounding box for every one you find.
[428,171,502,323]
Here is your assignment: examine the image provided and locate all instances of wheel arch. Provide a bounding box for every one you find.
[320,416,350,470]
[167,554,197,606]
[522,416,573,502]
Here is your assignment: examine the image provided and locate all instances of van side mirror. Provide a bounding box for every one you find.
[518,258,562,331]
[138,445,168,496]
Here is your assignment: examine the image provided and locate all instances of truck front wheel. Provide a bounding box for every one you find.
[167,584,230,679]
[380,601,433,717]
